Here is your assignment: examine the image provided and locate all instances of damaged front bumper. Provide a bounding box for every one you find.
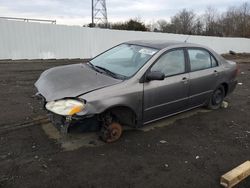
[35,94,100,133]
[48,113,72,134]
[47,112,100,134]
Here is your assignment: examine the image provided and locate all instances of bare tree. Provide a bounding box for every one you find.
[170,9,196,34]
[220,6,237,37]
[238,2,250,37]
[146,20,159,32]
[108,2,250,38]
[221,2,250,37]
[193,17,204,35]
[203,6,222,36]
[157,19,168,32]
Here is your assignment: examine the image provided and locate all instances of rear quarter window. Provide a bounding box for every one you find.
[211,55,218,67]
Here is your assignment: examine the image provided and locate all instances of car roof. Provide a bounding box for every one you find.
[125,40,204,50]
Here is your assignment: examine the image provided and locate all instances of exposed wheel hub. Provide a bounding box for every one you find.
[100,122,122,143]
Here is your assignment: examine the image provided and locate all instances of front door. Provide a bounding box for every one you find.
[143,49,189,124]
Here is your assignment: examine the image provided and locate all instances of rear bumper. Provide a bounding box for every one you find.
[227,80,237,95]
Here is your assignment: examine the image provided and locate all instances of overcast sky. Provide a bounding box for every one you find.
[0,0,248,26]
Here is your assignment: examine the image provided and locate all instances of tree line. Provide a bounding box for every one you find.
[88,2,250,38]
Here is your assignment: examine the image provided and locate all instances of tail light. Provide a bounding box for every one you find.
[234,63,240,77]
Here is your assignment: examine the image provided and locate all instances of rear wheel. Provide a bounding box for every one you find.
[100,122,123,143]
[207,85,225,110]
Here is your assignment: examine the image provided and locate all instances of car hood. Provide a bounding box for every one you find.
[35,63,122,101]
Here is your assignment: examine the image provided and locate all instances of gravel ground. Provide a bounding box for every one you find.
[0,55,249,188]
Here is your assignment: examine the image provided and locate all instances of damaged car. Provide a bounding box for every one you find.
[35,40,238,142]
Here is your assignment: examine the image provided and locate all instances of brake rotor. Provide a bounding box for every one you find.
[101,122,123,143]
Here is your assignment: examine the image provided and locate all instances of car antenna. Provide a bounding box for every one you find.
[184,35,191,43]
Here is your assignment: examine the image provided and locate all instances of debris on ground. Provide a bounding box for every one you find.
[238,82,243,85]
[229,50,236,55]
[0,155,7,159]
[195,156,200,160]
[159,140,167,144]
[88,140,97,145]
[221,101,229,108]
[42,164,48,169]
[220,161,250,188]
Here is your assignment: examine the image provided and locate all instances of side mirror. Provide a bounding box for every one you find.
[146,71,165,81]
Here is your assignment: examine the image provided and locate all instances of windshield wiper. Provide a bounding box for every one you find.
[87,62,103,73]
[87,62,127,79]
[95,66,127,80]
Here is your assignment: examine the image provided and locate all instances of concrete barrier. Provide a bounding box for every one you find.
[0,19,250,60]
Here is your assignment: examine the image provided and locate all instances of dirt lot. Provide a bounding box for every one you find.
[0,55,250,188]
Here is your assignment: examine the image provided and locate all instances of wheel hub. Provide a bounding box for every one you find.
[100,122,122,143]
[213,89,223,105]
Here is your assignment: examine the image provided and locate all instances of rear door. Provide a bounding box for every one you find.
[187,48,221,107]
[143,48,189,124]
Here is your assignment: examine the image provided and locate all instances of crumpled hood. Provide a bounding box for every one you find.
[35,63,121,101]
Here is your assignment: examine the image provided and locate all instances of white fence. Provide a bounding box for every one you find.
[0,19,250,60]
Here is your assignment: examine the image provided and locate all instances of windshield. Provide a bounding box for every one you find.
[90,44,158,78]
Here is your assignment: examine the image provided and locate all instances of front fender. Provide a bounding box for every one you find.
[76,81,143,124]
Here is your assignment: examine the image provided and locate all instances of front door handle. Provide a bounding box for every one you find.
[181,77,189,84]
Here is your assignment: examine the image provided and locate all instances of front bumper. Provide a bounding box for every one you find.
[35,93,100,133]
[48,113,71,133]
[47,113,100,133]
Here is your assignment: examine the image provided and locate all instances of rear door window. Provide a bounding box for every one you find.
[188,49,217,71]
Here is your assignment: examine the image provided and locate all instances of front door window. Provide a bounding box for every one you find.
[151,49,185,76]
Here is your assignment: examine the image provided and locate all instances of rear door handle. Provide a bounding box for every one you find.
[214,70,219,76]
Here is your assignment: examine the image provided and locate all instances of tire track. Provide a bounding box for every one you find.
[0,116,49,133]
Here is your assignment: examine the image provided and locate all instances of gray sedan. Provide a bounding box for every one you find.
[35,40,238,142]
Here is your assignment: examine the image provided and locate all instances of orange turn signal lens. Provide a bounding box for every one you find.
[68,105,83,115]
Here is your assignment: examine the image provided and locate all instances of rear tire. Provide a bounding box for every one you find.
[207,85,225,110]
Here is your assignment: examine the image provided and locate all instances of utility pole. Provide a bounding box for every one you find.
[91,0,108,27]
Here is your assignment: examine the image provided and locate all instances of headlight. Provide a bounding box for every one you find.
[45,99,85,116]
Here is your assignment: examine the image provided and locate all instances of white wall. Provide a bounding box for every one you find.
[0,19,250,60]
